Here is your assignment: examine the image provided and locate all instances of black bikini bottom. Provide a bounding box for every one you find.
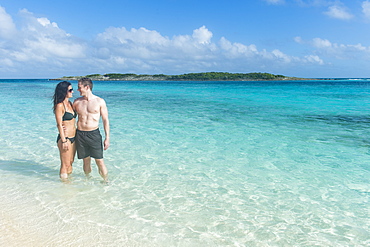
[56,134,76,144]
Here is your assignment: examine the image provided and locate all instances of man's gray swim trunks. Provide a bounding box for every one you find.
[76,128,103,159]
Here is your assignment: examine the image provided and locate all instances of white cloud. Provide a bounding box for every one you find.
[362,1,370,19]
[96,26,217,60]
[271,49,292,63]
[192,25,213,44]
[296,37,370,60]
[19,9,73,38]
[12,9,85,60]
[0,6,17,39]
[304,55,324,65]
[219,37,258,58]
[324,5,353,20]
[294,36,304,44]
[97,27,169,45]
[37,17,59,28]
[0,8,88,77]
[25,38,85,59]
[312,38,332,48]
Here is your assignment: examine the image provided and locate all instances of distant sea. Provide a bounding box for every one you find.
[0,79,369,246]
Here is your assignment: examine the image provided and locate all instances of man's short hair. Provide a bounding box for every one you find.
[78,77,93,90]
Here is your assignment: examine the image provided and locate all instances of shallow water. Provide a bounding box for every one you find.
[0,79,369,246]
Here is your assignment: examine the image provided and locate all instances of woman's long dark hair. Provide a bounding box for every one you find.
[53,81,71,113]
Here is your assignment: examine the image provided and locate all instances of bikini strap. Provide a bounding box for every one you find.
[63,101,73,112]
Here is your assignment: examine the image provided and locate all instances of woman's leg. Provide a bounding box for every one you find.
[58,140,73,180]
[68,142,76,174]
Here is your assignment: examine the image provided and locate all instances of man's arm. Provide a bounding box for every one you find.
[100,99,110,150]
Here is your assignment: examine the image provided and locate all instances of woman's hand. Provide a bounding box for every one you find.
[62,141,69,151]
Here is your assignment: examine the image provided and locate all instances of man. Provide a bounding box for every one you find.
[73,78,110,181]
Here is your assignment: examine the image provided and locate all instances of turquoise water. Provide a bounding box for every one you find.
[0,79,369,246]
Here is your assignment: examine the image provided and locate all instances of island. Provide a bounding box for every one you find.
[52,72,308,81]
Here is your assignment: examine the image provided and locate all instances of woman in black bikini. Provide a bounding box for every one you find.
[53,81,77,180]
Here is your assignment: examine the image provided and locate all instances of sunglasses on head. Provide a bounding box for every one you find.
[68,88,73,92]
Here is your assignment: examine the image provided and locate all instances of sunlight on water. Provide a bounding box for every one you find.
[0,79,369,246]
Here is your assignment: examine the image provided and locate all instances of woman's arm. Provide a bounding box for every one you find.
[55,103,69,150]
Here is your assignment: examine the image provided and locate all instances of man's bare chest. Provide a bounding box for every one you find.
[76,101,100,115]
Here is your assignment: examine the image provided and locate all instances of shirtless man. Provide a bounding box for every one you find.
[73,78,110,181]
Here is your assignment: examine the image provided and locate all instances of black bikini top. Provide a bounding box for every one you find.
[62,102,77,121]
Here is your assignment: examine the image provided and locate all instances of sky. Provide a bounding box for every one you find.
[1,0,370,78]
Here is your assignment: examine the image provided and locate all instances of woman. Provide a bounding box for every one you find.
[53,81,77,180]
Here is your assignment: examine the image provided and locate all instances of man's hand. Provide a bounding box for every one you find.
[104,139,110,150]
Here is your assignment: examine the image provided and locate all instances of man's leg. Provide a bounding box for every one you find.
[83,157,92,176]
[95,158,108,181]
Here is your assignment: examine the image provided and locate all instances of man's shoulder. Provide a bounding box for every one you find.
[74,97,85,103]
[94,96,106,105]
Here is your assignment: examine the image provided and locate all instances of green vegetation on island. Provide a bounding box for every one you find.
[53,72,304,81]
